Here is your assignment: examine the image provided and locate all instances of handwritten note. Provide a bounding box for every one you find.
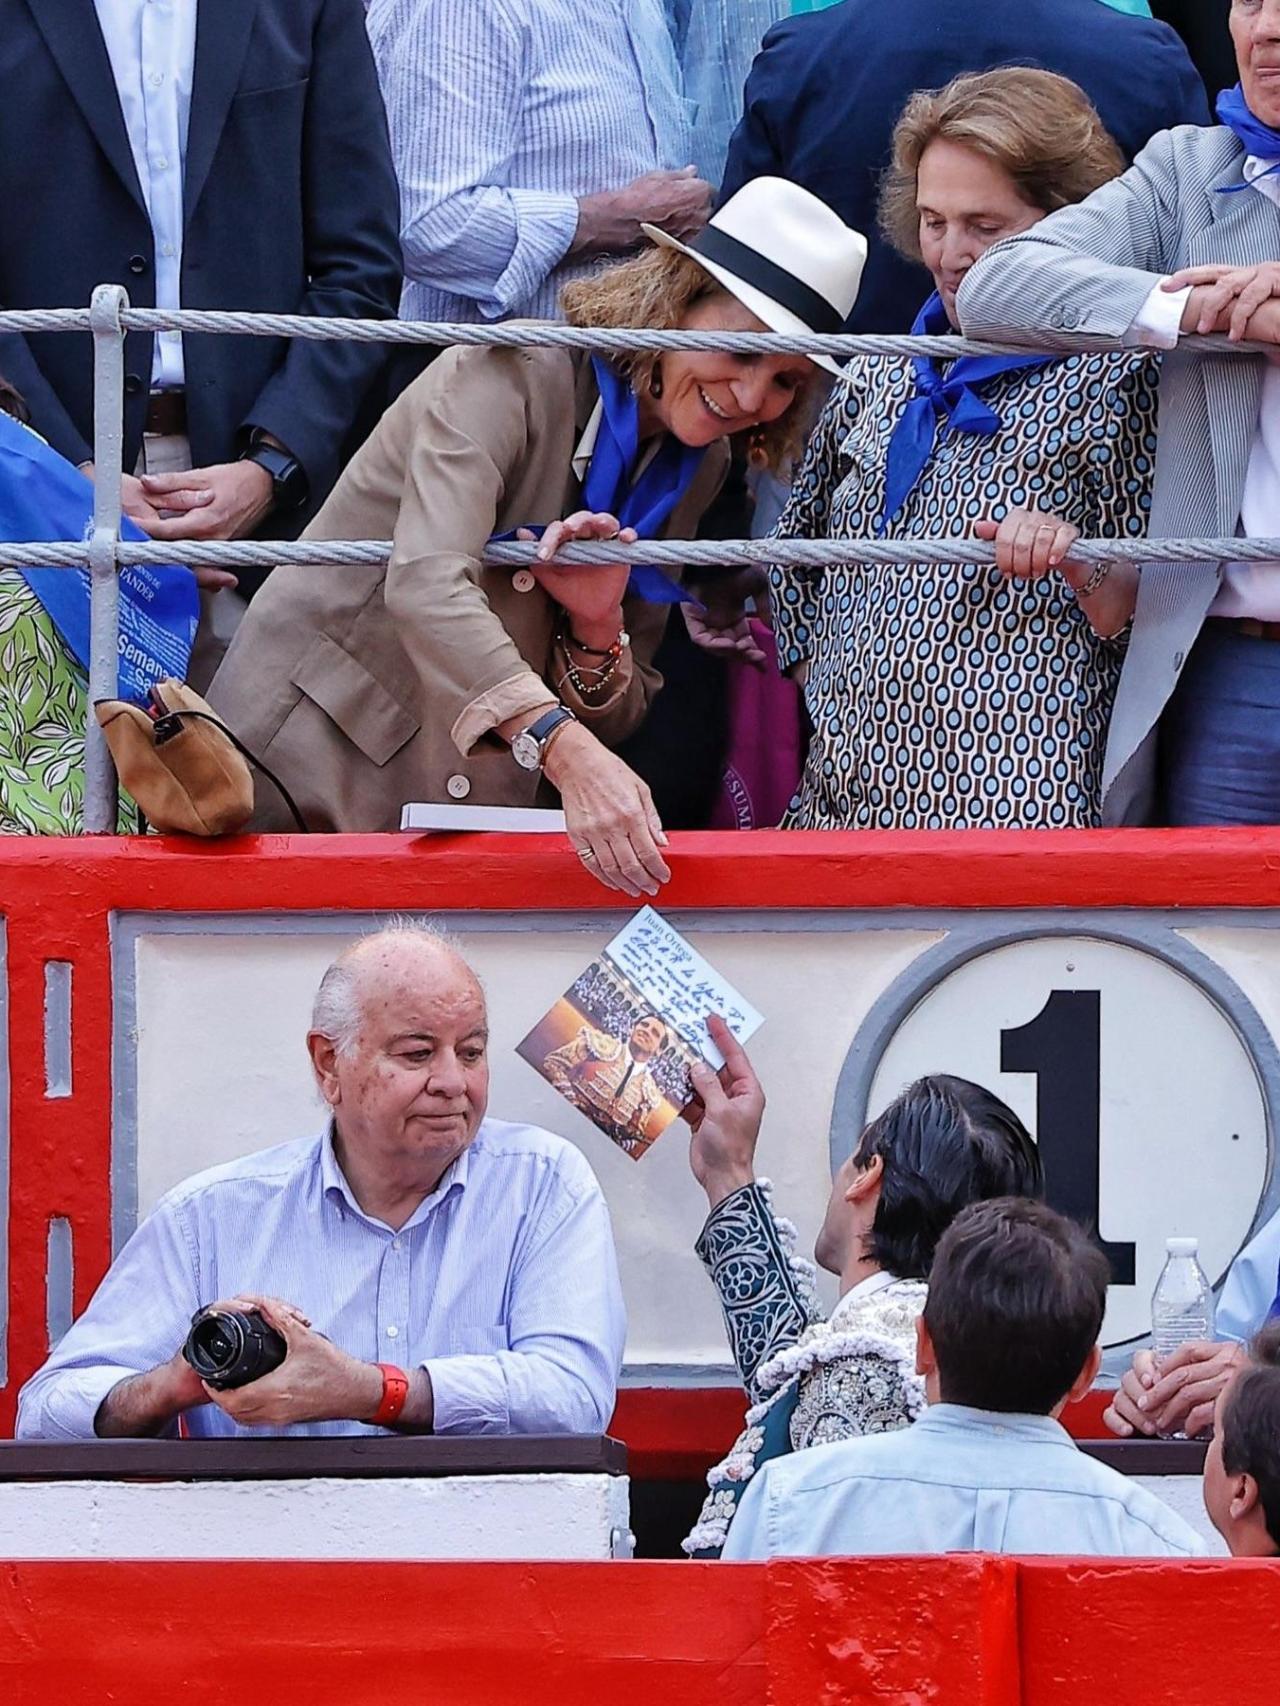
[604,907,763,1068]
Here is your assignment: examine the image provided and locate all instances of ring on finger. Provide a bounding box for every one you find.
[577,846,598,863]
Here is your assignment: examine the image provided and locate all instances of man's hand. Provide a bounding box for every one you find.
[1103,1340,1246,1439]
[1166,262,1280,341]
[94,1346,209,1438]
[137,460,274,542]
[202,1296,382,1429]
[684,1014,764,1209]
[571,167,712,261]
[82,466,236,590]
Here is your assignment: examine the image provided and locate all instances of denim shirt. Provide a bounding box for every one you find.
[722,1404,1206,1559]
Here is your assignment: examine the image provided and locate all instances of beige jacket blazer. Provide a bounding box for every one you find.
[208,347,729,830]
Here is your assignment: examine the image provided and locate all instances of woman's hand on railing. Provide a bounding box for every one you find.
[683,567,771,668]
[518,512,634,645]
[975,508,1138,640]
[541,719,670,898]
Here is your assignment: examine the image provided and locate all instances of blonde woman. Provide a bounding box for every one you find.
[209,179,865,890]
[767,69,1160,830]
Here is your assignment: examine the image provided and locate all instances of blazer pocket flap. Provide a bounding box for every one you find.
[290,633,418,767]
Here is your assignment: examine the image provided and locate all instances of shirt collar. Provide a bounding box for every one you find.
[319,1124,472,1231]
[1244,155,1280,205]
[571,400,604,482]
[916,1403,1076,1446]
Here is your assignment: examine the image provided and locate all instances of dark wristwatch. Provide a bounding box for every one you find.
[240,433,308,510]
[511,706,577,772]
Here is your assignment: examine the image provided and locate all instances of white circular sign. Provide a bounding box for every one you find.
[862,935,1269,1349]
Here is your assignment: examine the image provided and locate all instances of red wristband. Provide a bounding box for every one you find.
[372,1363,410,1428]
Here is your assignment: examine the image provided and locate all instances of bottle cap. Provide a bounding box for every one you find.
[1166,1236,1199,1256]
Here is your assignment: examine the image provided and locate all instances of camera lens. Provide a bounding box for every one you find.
[182,1306,288,1391]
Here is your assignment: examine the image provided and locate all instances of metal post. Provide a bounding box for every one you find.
[84,285,128,834]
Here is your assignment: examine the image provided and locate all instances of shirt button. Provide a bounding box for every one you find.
[149,71,164,87]
[446,774,471,799]
[154,156,169,171]
[385,1325,399,1339]
[392,1239,401,1251]
[161,243,176,259]
[512,570,536,593]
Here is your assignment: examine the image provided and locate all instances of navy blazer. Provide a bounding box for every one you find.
[0,0,402,522]
[720,0,1210,334]
[1150,1,1237,102]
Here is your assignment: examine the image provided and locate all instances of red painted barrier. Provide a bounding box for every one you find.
[1,1557,1274,1705]
[3,828,1273,1442]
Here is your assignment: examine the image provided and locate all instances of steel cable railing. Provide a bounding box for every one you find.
[3,284,1268,830]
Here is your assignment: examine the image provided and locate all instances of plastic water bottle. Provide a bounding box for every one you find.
[1150,1237,1215,1436]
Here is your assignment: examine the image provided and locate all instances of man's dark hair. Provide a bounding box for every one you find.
[923,1198,1109,1414]
[854,1076,1043,1280]
[1220,1321,1280,1551]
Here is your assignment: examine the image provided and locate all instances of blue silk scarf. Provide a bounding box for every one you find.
[879,292,1054,531]
[494,357,707,605]
[1216,84,1280,191]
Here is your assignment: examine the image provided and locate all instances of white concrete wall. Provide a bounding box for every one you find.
[0,1473,630,1560]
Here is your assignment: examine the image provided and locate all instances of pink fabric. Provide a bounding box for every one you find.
[708,620,805,829]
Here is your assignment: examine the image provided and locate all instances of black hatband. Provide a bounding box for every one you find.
[690,226,843,335]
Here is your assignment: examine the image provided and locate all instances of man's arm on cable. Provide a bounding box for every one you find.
[238,0,402,503]
[15,1195,203,1440]
[421,1143,625,1434]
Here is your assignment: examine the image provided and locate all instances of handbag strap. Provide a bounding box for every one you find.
[151,709,310,834]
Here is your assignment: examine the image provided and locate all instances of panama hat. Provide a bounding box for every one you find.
[642,177,867,379]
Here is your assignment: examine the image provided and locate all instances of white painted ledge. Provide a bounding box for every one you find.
[0,1472,631,1560]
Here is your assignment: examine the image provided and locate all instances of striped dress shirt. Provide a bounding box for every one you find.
[366,0,692,323]
[16,1119,625,1440]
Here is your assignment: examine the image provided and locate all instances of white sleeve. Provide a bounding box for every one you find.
[1122,280,1191,350]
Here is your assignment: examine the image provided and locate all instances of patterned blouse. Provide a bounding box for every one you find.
[770,350,1160,830]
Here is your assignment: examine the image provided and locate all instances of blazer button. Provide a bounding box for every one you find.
[1061,308,1081,329]
[127,254,148,275]
[512,570,537,593]
[124,373,144,396]
[446,774,471,799]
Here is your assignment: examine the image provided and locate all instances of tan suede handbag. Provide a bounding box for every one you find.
[94,678,305,836]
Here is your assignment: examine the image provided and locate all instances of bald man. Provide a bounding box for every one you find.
[17,926,625,1440]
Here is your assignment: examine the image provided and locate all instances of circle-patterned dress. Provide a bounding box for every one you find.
[770,350,1159,830]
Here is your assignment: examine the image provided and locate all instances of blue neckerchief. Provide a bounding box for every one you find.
[0,413,197,706]
[493,357,707,605]
[1216,85,1280,192]
[879,293,1054,531]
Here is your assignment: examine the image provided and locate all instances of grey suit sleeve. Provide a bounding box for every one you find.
[957,130,1186,350]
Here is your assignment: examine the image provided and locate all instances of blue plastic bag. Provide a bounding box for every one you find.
[0,412,198,706]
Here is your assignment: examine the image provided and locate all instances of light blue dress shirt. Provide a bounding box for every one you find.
[721,1405,1206,1559]
[1218,1208,1280,1343]
[366,0,692,324]
[16,1119,625,1440]
[93,0,195,388]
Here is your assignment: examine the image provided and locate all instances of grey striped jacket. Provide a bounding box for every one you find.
[957,124,1272,825]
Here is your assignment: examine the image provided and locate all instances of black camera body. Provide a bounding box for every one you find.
[182,1306,287,1390]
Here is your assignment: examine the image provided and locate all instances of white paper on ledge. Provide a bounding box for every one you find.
[400,802,568,833]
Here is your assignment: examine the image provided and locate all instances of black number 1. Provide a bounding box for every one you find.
[1001,989,1136,1285]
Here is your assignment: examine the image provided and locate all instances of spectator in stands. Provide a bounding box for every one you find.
[1152,1,1239,100]
[1104,1201,1280,1441]
[721,1199,1206,1559]
[208,180,865,894]
[1203,1322,1280,1558]
[17,924,623,1440]
[680,1016,1043,1556]
[732,70,1157,831]
[366,0,711,326]
[719,0,1206,335]
[959,0,1280,827]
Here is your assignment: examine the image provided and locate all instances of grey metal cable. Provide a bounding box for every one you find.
[0,301,1263,359]
[5,536,1280,571]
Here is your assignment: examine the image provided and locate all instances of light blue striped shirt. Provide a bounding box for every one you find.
[722,1406,1205,1559]
[366,0,692,323]
[16,1119,625,1440]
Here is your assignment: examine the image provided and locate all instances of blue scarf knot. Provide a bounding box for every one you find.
[1216,84,1280,193]
[879,292,1052,531]
[494,356,707,605]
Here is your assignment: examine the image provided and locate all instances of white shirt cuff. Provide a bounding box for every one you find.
[1123,280,1189,350]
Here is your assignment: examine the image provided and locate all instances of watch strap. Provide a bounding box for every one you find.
[526,706,575,745]
[372,1363,411,1428]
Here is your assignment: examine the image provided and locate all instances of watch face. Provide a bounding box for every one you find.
[511,730,540,770]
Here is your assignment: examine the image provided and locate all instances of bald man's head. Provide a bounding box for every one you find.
[308,924,490,1191]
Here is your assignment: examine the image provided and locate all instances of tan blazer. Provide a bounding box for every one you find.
[208,347,730,831]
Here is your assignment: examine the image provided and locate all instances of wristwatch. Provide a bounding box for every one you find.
[240,432,308,511]
[511,706,577,771]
